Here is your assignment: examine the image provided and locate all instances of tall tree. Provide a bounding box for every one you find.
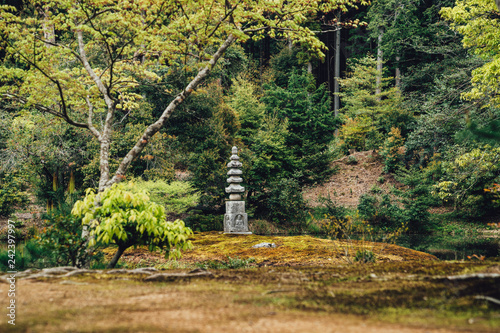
[441,0,500,141]
[0,0,350,192]
[441,0,500,108]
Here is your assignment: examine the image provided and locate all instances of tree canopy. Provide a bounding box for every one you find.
[0,0,363,191]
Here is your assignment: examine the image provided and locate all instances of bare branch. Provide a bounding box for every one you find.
[207,0,243,39]
[76,29,114,110]
[2,93,89,129]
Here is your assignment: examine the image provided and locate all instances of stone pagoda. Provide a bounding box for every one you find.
[224,146,251,234]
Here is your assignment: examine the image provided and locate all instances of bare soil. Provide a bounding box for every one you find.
[2,262,499,333]
[303,151,404,207]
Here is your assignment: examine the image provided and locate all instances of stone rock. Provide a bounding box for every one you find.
[252,242,277,249]
[225,184,245,194]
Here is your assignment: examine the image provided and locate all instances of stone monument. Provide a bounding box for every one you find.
[224,146,251,234]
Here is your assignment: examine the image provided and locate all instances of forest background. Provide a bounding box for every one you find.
[0,0,499,268]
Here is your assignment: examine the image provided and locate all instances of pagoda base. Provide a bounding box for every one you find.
[224,201,251,234]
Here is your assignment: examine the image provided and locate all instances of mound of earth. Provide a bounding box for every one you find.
[121,232,436,267]
[303,150,404,207]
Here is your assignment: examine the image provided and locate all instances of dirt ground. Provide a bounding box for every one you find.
[303,150,404,207]
[2,262,499,333]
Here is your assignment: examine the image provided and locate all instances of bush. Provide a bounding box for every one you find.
[316,195,349,222]
[134,179,200,217]
[355,249,376,263]
[0,239,53,271]
[265,172,308,227]
[72,182,193,268]
[357,194,406,231]
[36,202,102,267]
[432,145,500,217]
[346,155,358,165]
[188,149,228,213]
[0,172,28,218]
[381,127,405,173]
[184,214,223,232]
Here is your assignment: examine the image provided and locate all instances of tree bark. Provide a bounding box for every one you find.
[107,245,128,269]
[376,28,384,99]
[98,136,112,192]
[395,55,401,89]
[38,7,55,46]
[334,20,341,119]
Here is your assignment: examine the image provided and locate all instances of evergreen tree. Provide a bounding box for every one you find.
[261,70,336,183]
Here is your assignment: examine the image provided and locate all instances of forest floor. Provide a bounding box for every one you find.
[1,232,500,333]
[303,150,407,207]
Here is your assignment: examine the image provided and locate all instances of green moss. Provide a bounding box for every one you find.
[176,232,437,266]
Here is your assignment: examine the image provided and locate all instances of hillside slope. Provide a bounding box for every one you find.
[303,151,404,207]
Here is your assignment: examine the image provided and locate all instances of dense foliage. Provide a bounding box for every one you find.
[0,0,499,261]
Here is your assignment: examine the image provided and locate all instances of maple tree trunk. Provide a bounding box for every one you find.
[98,137,111,192]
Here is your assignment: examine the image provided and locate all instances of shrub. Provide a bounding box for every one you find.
[432,145,500,217]
[72,182,193,268]
[188,149,227,213]
[381,127,405,173]
[36,202,102,267]
[134,179,200,217]
[357,194,406,231]
[316,195,349,222]
[0,238,71,271]
[339,117,373,152]
[265,172,308,227]
[0,172,28,218]
[370,185,382,194]
[184,214,223,232]
[346,155,358,165]
[355,249,376,263]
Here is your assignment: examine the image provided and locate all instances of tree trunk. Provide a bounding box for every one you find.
[334,22,341,118]
[38,7,55,46]
[333,13,341,136]
[98,137,112,192]
[107,245,128,269]
[395,55,401,89]
[376,28,384,99]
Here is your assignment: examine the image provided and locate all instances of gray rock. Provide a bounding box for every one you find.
[252,242,277,249]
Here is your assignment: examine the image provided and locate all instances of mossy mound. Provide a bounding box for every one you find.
[175,232,437,266]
